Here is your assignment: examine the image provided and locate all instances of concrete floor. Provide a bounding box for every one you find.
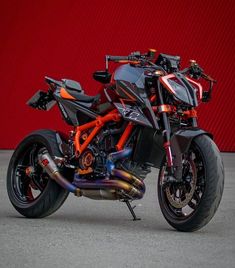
[0,150,234,268]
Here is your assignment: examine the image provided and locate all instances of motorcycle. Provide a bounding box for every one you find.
[7,49,224,231]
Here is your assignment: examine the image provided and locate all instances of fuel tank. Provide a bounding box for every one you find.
[111,64,159,129]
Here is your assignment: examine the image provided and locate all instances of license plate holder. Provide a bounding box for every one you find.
[27,90,56,111]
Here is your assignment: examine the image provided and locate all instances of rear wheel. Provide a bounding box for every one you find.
[158,135,224,232]
[7,129,70,218]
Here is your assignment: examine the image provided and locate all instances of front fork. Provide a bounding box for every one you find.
[156,83,175,177]
[156,81,199,181]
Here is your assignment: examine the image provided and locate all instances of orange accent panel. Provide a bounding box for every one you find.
[116,122,134,151]
[60,87,76,100]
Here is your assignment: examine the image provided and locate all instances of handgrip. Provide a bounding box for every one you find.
[107,55,130,62]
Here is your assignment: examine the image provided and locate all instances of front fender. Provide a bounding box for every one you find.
[171,128,213,154]
[170,128,213,180]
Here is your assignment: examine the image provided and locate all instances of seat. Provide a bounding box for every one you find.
[66,88,100,103]
[46,76,100,103]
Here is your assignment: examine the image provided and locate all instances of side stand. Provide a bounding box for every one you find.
[124,200,141,221]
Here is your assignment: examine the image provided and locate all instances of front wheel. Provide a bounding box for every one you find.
[158,135,224,232]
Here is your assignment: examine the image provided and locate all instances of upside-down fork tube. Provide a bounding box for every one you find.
[156,80,174,174]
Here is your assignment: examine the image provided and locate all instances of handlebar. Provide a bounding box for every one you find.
[106,49,157,63]
[105,51,153,71]
[107,52,217,83]
[105,50,158,72]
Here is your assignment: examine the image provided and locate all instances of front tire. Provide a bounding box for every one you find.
[158,135,224,232]
[7,129,70,218]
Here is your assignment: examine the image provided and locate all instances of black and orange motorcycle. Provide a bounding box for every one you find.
[7,50,224,231]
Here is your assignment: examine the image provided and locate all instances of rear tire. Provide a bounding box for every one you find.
[7,129,70,218]
[158,135,224,232]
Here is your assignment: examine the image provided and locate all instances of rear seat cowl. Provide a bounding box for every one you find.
[62,79,83,92]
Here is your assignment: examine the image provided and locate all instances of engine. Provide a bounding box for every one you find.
[74,125,151,181]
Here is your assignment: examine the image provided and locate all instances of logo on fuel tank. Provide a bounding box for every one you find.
[117,106,140,121]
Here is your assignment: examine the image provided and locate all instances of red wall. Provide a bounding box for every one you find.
[0,0,234,151]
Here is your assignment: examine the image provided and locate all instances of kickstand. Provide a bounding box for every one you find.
[125,200,141,221]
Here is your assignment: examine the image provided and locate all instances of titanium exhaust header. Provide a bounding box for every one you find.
[38,148,145,200]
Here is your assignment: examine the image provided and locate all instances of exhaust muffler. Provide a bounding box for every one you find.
[38,151,81,196]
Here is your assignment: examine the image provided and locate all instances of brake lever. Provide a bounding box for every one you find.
[201,74,217,102]
[202,73,217,83]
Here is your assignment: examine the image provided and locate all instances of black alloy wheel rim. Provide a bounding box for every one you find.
[159,143,206,220]
[12,143,49,205]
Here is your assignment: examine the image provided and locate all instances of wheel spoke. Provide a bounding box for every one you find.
[188,200,196,210]
[31,177,44,192]
[175,208,183,215]
[193,190,200,203]
[29,144,38,168]
[12,143,48,204]
[26,186,34,201]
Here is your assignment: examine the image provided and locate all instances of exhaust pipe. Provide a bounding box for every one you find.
[81,189,117,200]
[73,177,143,199]
[38,151,81,196]
[38,148,145,200]
[111,168,145,194]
